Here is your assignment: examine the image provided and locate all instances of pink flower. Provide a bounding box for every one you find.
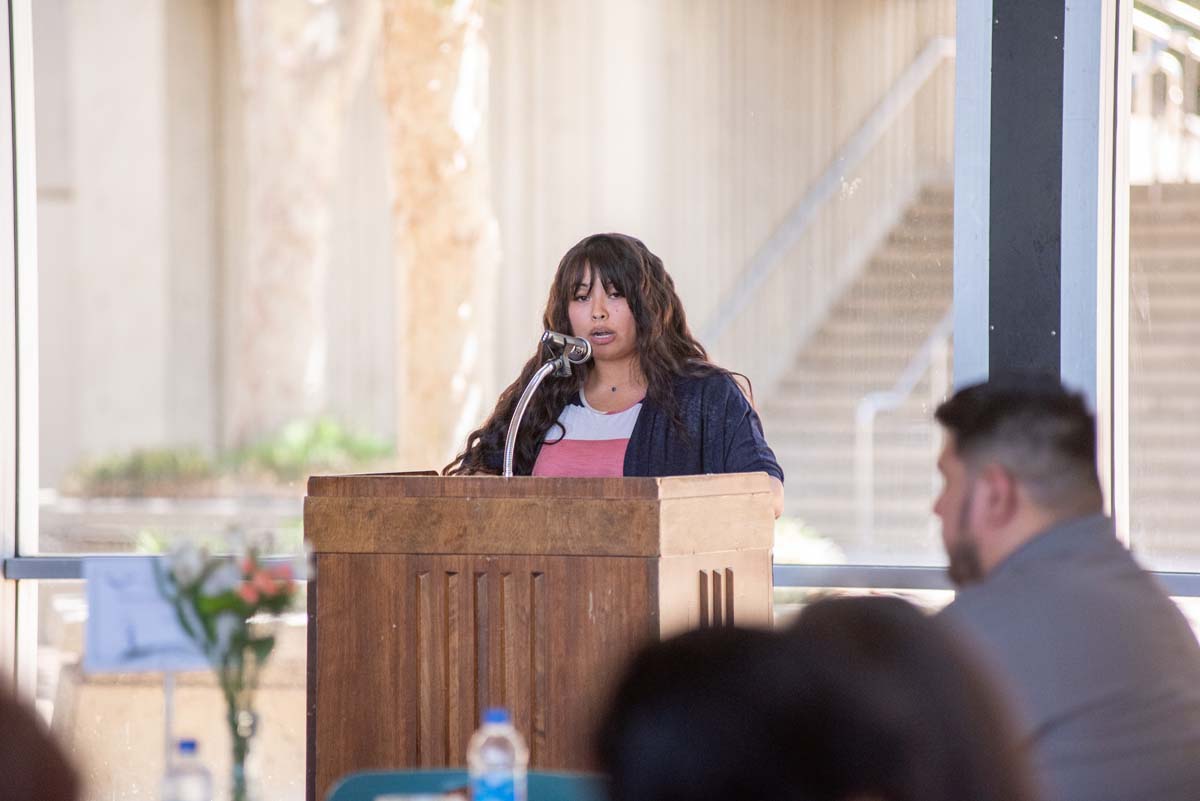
[241,556,255,577]
[239,582,259,604]
[253,570,278,597]
[269,564,294,582]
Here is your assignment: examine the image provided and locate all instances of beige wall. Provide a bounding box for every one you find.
[36,0,219,485]
[39,0,397,483]
[486,0,955,395]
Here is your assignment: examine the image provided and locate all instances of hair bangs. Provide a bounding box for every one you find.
[584,236,642,298]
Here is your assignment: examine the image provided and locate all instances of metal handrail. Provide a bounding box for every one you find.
[853,310,952,544]
[700,36,956,345]
[1137,0,1200,36]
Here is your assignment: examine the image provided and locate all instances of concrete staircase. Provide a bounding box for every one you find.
[1129,183,1200,570]
[762,182,1200,568]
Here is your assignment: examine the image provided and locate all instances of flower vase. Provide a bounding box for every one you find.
[228,703,260,801]
[157,542,298,801]
[220,650,264,801]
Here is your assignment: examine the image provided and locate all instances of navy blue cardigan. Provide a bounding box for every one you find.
[492,372,784,481]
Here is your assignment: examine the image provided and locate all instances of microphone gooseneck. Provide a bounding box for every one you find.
[503,332,593,477]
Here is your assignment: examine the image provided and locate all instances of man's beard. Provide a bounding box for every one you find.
[946,485,984,587]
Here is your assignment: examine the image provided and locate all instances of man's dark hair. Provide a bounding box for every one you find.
[935,373,1102,510]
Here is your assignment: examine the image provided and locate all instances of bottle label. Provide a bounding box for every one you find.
[471,773,516,801]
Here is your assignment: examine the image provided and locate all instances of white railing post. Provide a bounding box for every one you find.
[853,312,953,550]
[928,335,950,541]
[854,405,876,547]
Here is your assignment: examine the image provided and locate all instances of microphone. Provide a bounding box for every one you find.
[541,330,592,364]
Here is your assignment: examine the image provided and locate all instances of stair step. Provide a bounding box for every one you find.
[889,229,954,247]
[798,348,943,367]
[1128,357,1200,374]
[1129,229,1200,245]
[836,297,953,314]
[774,446,933,469]
[849,279,952,297]
[766,397,939,418]
[1129,246,1200,260]
[871,246,954,263]
[1130,255,1200,271]
[1131,207,1200,225]
[775,366,939,385]
[918,185,955,205]
[1124,294,1200,312]
[1131,425,1200,443]
[900,213,953,231]
[1131,183,1200,203]
[1131,269,1200,285]
[1129,329,1200,346]
[789,479,937,501]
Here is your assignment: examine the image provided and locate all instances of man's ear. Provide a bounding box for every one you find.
[977,462,1019,528]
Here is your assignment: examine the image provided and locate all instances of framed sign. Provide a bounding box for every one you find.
[83,557,207,674]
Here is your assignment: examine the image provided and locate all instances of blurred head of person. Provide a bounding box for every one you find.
[0,685,80,801]
[933,373,1103,586]
[596,596,1039,801]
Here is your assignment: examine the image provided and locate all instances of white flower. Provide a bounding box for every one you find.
[168,542,206,586]
[201,561,242,597]
[293,542,314,581]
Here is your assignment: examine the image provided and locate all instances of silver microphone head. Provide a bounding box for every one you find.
[541,330,592,364]
[566,337,592,364]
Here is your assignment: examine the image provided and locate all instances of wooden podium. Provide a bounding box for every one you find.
[304,473,775,801]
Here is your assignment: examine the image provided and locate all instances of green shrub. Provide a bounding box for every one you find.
[67,417,393,496]
[230,416,392,481]
[71,447,215,496]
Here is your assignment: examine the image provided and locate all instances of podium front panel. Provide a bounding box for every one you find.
[305,474,774,801]
[310,553,658,800]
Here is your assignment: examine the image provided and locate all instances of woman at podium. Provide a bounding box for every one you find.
[444,233,785,516]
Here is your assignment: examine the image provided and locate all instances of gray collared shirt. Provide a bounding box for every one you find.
[941,513,1200,801]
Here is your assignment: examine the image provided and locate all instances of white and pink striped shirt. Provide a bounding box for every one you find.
[531,392,643,477]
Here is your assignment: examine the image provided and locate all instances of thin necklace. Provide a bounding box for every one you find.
[591,381,638,396]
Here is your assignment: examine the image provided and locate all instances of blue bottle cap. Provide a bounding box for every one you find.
[178,739,198,755]
[483,707,510,725]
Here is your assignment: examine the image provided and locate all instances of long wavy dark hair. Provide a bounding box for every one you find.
[444,233,727,476]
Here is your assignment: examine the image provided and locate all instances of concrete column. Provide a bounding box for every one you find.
[226,0,380,446]
[72,0,170,459]
[380,0,500,471]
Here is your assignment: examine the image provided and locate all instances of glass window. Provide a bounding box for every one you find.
[32,0,366,555]
[1126,0,1200,571]
[22,1,956,796]
[29,0,956,565]
[32,581,307,801]
[773,586,954,628]
[753,5,956,568]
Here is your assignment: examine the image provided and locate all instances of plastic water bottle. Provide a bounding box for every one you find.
[161,739,213,801]
[467,707,529,801]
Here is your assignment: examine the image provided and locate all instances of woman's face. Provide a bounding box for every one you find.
[568,264,638,364]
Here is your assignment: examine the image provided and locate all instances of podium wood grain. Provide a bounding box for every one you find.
[306,474,774,801]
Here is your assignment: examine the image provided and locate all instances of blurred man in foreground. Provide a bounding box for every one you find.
[934,375,1200,801]
[0,685,80,801]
